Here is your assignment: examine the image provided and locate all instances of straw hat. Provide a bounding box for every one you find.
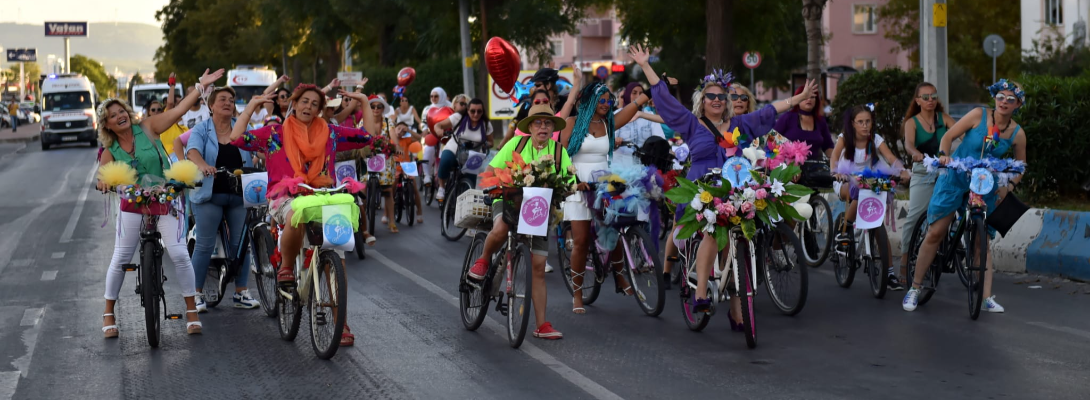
[325,97,342,108]
[516,103,566,133]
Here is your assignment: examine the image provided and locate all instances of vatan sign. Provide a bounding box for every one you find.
[44,22,89,37]
[6,49,37,62]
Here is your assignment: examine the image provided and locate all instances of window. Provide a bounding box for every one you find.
[853,57,878,70]
[852,4,877,34]
[1045,0,1063,25]
[550,39,564,57]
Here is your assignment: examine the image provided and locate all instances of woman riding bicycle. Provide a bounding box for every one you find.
[903,79,1027,313]
[631,45,818,324]
[466,102,574,340]
[96,68,225,338]
[559,82,645,314]
[434,98,493,201]
[185,86,261,311]
[374,95,422,229]
[230,84,375,346]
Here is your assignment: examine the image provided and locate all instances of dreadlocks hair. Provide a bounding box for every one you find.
[567,83,616,158]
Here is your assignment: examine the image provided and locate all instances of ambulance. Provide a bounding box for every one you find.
[227,66,277,113]
[39,74,97,151]
[131,82,184,121]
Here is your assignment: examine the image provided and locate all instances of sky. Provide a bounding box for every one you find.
[0,0,170,26]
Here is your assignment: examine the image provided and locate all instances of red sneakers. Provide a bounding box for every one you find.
[467,258,489,281]
[532,322,563,340]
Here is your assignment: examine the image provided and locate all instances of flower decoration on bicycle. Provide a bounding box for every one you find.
[666,158,811,247]
[479,151,574,216]
[589,161,666,250]
[99,160,202,216]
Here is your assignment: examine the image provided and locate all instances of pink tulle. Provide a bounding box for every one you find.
[269,176,306,198]
[340,177,366,194]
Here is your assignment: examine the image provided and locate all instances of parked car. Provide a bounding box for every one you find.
[947,103,986,122]
[19,102,40,123]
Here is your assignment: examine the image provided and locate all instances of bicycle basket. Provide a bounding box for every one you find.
[497,189,525,227]
[289,193,360,230]
[454,189,492,229]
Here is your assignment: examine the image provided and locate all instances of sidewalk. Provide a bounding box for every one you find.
[0,122,40,143]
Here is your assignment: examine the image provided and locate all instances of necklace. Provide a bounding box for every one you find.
[919,113,935,131]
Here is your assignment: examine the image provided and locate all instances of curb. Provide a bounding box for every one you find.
[0,133,40,144]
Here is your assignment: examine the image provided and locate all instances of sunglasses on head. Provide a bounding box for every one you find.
[704,93,729,101]
[149,108,162,113]
[918,94,938,101]
[729,94,750,101]
[597,98,614,105]
[995,93,1019,104]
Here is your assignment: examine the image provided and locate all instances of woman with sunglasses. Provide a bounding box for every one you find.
[433,98,492,201]
[419,87,452,188]
[372,95,420,229]
[499,68,581,148]
[898,82,956,280]
[146,98,187,159]
[904,79,1027,314]
[631,45,818,324]
[394,95,422,134]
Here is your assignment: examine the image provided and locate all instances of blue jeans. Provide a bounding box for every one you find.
[9,115,16,130]
[438,149,458,180]
[192,193,250,289]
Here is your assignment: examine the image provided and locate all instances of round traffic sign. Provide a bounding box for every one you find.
[595,65,608,80]
[983,34,1006,57]
[743,51,762,69]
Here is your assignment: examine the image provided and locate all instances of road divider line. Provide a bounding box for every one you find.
[18,308,42,327]
[1026,321,1090,340]
[0,371,20,400]
[50,252,64,259]
[368,250,623,400]
[59,164,97,244]
[40,271,57,281]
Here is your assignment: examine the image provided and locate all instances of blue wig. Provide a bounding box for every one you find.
[567,83,616,159]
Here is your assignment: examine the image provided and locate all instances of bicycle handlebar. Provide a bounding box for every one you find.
[297,182,349,193]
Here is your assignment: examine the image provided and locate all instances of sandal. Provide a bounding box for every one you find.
[416,215,424,224]
[364,233,377,247]
[276,264,294,284]
[186,310,202,335]
[102,313,119,338]
[611,261,634,296]
[388,222,399,234]
[570,270,586,314]
[340,324,355,346]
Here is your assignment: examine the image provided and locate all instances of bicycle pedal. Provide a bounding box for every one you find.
[122,264,138,272]
[315,312,327,325]
[165,314,182,320]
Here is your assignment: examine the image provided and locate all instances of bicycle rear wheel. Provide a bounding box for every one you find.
[803,195,834,267]
[558,222,601,305]
[250,225,278,317]
[625,227,665,316]
[832,213,856,288]
[394,183,405,224]
[140,241,161,348]
[762,222,808,316]
[967,216,987,320]
[679,239,710,331]
[906,216,942,306]
[735,239,757,349]
[867,228,891,299]
[507,243,532,348]
[310,251,347,359]
[366,182,379,235]
[354,195,366,260]
[405,181,417,227]
[441,180,472,241]
[459,233,489,330]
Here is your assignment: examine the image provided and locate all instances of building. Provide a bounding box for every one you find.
[522,7,627,76]
[821,0,913,98]
[1021,0,1090,52]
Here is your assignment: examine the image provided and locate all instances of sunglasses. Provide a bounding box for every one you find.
[918,94,938,101]
[729,94,750,101]
[704,93,729,101]
[149,108,162,113]
[532,98,549,105]
[597,98,615,105]
[469,109,484,114]
[995,94,1020,104]
[370,105,384,110]
[278,94,289,99]
[532,119,555,128]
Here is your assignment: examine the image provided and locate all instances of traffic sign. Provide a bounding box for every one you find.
[932,3,947,27]
[743,52,762,69]
[337,71,363,87]
[6,49,37,62]
[983,34,1005,57]
[595,65,609,80]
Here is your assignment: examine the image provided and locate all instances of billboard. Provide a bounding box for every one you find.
[6,49,37,62]
[44,22,89,37]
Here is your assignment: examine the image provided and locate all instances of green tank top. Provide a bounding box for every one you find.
[911,111,947,156]
[108,125,169,179]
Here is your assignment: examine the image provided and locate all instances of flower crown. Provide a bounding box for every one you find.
[987,79,1025,103]
[698,69,734,91]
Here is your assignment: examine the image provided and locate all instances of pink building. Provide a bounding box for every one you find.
[523,8,627,74]
[822,0,913,98]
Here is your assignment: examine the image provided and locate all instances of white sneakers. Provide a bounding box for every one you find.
[233,289,260,309]
[195,293,208,313]
[545,262,554,273]
[436,187,446,201]
[985,296,1005,313]
[902,288,919,311]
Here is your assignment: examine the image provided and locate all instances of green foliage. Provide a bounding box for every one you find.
[1022,26,1090,78]
[70,55,116,98]
[1014,74,1090,202]
[828,68,923,164]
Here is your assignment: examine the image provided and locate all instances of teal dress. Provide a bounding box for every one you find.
[926,107,1020,225]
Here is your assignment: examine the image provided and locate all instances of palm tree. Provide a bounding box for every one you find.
[801,0,828,81]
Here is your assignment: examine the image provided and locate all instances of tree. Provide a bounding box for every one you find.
[70,55,116,98]
[7,62,41,93]
[801,0,828,82]
[827,67,923,164]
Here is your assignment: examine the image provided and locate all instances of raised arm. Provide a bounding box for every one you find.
[557,72,582,119]
[321,78,341,95]
[166,73,177,110]
[333,78,367,124]
[231,94,274,143]
[639,111,665,123]
[613,93,648,130]
[144,68,224,140]
[630,45,660,87]
[263,75,289,95]
[341,90,379,135]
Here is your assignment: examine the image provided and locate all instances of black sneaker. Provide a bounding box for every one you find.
[887,274,905,291]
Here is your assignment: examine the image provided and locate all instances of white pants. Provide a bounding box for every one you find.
[104,210,197,300]
[422,145,437,180]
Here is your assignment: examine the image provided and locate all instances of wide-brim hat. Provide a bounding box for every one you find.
[367,94,390,110]
[516,103,566,133]
[325,97,342,108]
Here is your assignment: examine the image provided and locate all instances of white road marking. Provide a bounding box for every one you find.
[59,164,97,244]
[50,252,64,259]
[0,371,19,400]
[40,271,57,281]
[10,260,31,268]
[0,157,83,276]
[19,308,43,327]
[1026,321,1090,340]
[368,250,623,400]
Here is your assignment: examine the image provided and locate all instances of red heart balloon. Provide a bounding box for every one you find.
[485,37,521,93]
[426,106,454,133]
[397,67,416,87]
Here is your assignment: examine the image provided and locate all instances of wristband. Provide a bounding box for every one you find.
[937,150,946,157]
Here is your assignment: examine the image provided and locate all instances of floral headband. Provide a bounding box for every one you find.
[987,79,1024,103]
[698,69,733,91]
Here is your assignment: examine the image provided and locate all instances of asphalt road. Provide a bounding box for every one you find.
[0,144,1088,400]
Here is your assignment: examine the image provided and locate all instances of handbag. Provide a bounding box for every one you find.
[800,159,834,188]
[986,191,1029,237]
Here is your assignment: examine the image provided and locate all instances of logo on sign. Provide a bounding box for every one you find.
[520,196,550,227]
[244,179,267,204]
[465,153,483,170]
[232,76,248,85]
[323,213,353,246]
[336,164,355,182]
[858,196,885,223]
[969,168,994,195]
[367,156,385,172]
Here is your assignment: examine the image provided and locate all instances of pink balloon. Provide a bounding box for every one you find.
[426,106,454,133]
[485,37,521,93]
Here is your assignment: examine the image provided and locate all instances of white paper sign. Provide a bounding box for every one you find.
[241,172,269,207]
[461,150,488,174]
[366,154,386,173]
[400,162,419,177]
[322,204,355,251]
[854,190,887,230]
[517,187,553,237]
[335,160,357,183]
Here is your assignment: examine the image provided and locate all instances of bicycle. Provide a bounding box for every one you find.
[441,139,488,241]
[830,173,903,299]
[905,209,969,306]
[756,220,808,315]
[272,182,356,359]
[457,187,533,348]
[797,194,834,268]
[393,167,418,227]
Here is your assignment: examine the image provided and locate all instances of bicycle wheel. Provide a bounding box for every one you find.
[625,227,665,316]
[679,239,710,331]
[762,222,808,316]
[423,175,436,207]
[867,228,891,299]
[203,261,226,308]
[459,233,489,330]
[250,225,278,317]
[366,182,379,235]
[557,222,600,305]
[354,195,366,260]
[140,241,161,348]
[394,183,405,224]
[310,251,347,359]
[954,236,970,288]
[277,277,303,341]
[967,216,987,320]
[442,180,472,241]
[832,213,856,288]
[906,217,942,306]
[405,181,417,227]
[803,195,834,267]
[507,243,533,348]
[735,238,757,349]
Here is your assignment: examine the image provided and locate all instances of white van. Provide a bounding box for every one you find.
[131,83,184,121]
[227,66,277,114]
[40,74,97,151]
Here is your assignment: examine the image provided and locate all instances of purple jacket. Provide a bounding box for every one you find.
[651,80,777,182]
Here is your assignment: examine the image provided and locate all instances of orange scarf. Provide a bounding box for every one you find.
[282,115,333,187]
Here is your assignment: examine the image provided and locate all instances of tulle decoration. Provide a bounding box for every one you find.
[339,176,366,194]
[923,155,1025,188]
[97,161,138,188]
[592,164,665,251]
[269,176,307,198]
[766,141,812,170]
[164,160,201,186]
